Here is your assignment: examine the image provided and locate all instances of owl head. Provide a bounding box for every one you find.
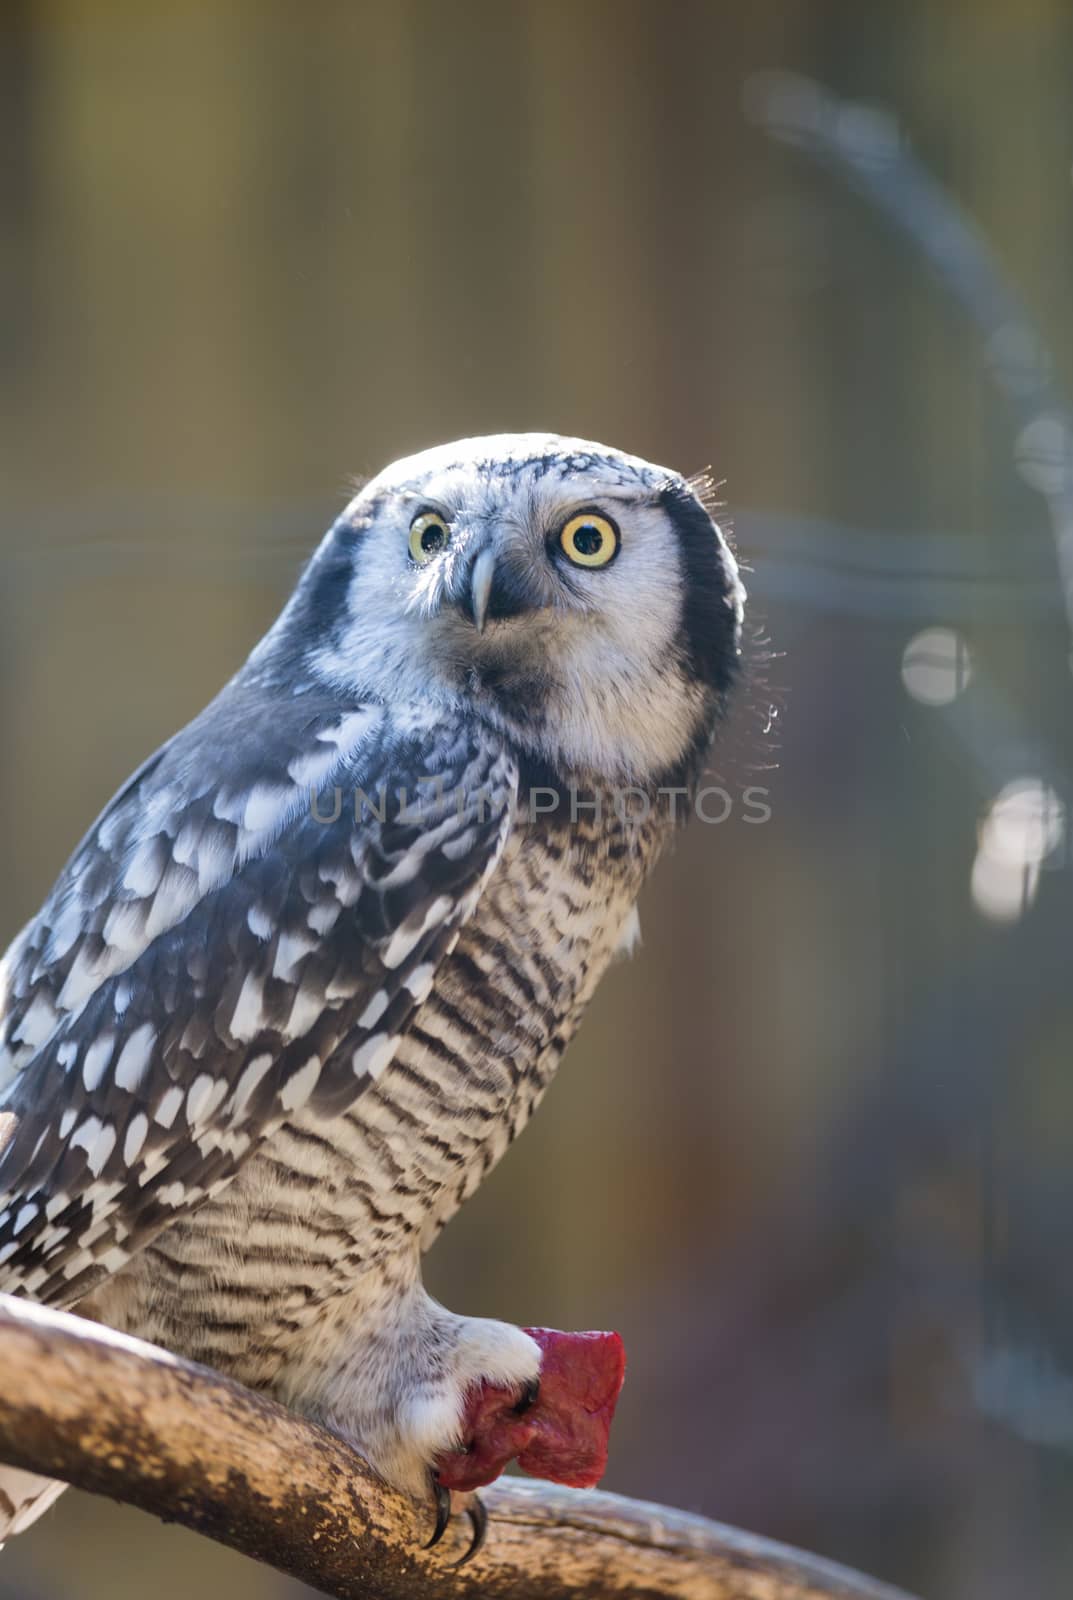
[269,434,744,785]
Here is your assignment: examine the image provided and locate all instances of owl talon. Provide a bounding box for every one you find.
[425,1477,452,1549]
[454,1495,487,1565]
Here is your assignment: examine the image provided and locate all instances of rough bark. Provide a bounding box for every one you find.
[0,1294,919,1600]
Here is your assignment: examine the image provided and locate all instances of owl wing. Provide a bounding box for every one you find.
[0,690,516,1305]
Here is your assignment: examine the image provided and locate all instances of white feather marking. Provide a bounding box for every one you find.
[154,1086,184,1129]
[137,1149,169,1185]
[12,1204,37,1236]
[358,988,389,1028]
[56,1040,78,1069]
[81,1033,114,1093]
[273,930,317,980]
[247,903,273,941]
[241,784,293,834]
[114,1024,156,1092]
[99,1246,131,1274]
[332,708,379,747]
[157,1181,186,1207]
[102,898,147,955]
[287,743,344,789]
[229,973,266,1042]
[72,1117,115,1176]
[171,820,200,868]
[230,1053,273,1117]
[57,943,104,1012]
[123,1114,148,1165]
[404,963,436,1003]
[196,826,235,894]
[284,985,325,1039]
[122,837,166,897]
[351,1033,397,1080]
[61,1248,95,1280]
[382,895,453,969]
[59,1108,77,1139]
[307,901,339,935]
[45,1192,70,1220]
[12,993,57,1049]
[144,864,200,941]
[186,1073,223,1125]
[279,1055,322,1112]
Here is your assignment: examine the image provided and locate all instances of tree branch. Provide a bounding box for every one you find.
[0,1294,919,1600]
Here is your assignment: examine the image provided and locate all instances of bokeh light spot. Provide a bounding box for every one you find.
[901,627,973,706]
[971,779,1065,922]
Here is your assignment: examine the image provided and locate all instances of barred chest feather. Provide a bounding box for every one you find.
[84,799,661,1396]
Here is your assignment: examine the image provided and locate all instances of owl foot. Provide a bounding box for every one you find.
[434,1327,626,1491]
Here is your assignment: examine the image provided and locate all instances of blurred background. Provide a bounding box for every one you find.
[2,3,1073,1597]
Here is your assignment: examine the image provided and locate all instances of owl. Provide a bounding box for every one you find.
[0,434,743,1558]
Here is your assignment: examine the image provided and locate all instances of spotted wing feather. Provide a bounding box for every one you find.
[0,689,516,1304]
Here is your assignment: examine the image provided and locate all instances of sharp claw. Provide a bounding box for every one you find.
[424,1477,451,1549]
[514,1375,540,1415]
[455,1495,488,1566]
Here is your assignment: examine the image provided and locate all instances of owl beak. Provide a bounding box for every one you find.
[469,548,496,635]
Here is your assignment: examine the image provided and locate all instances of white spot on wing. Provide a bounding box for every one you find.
[62,1247,96,1280]
[102,898,147,955]
[82,1033,114,1093]
[382,895,453,969]
[284,985,325,1039]
[57,944,106,1013]
[155,1086,184,1128]
[229,973,266,1042]
[242,784,294,835]
[186,1073,226,1125]
[123,837,165,897]
[352,1033,397,1080]
[279,1055,322,1112]
[358,989,389,1028]
[230,1052,273,1117]
[144,864,200,941]
[123,1113,148,1165]
[307,902,339,935]
[12,993,58,1050]
[114,1024,156,1092]
[273,930,317,980]
[404,963,436,1003]
[72,1117,115,1176]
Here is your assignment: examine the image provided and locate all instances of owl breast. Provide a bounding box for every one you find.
[83,809,654,1389]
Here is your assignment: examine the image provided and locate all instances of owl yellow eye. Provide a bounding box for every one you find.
[409,511,451,564]
[558,512,619,569]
